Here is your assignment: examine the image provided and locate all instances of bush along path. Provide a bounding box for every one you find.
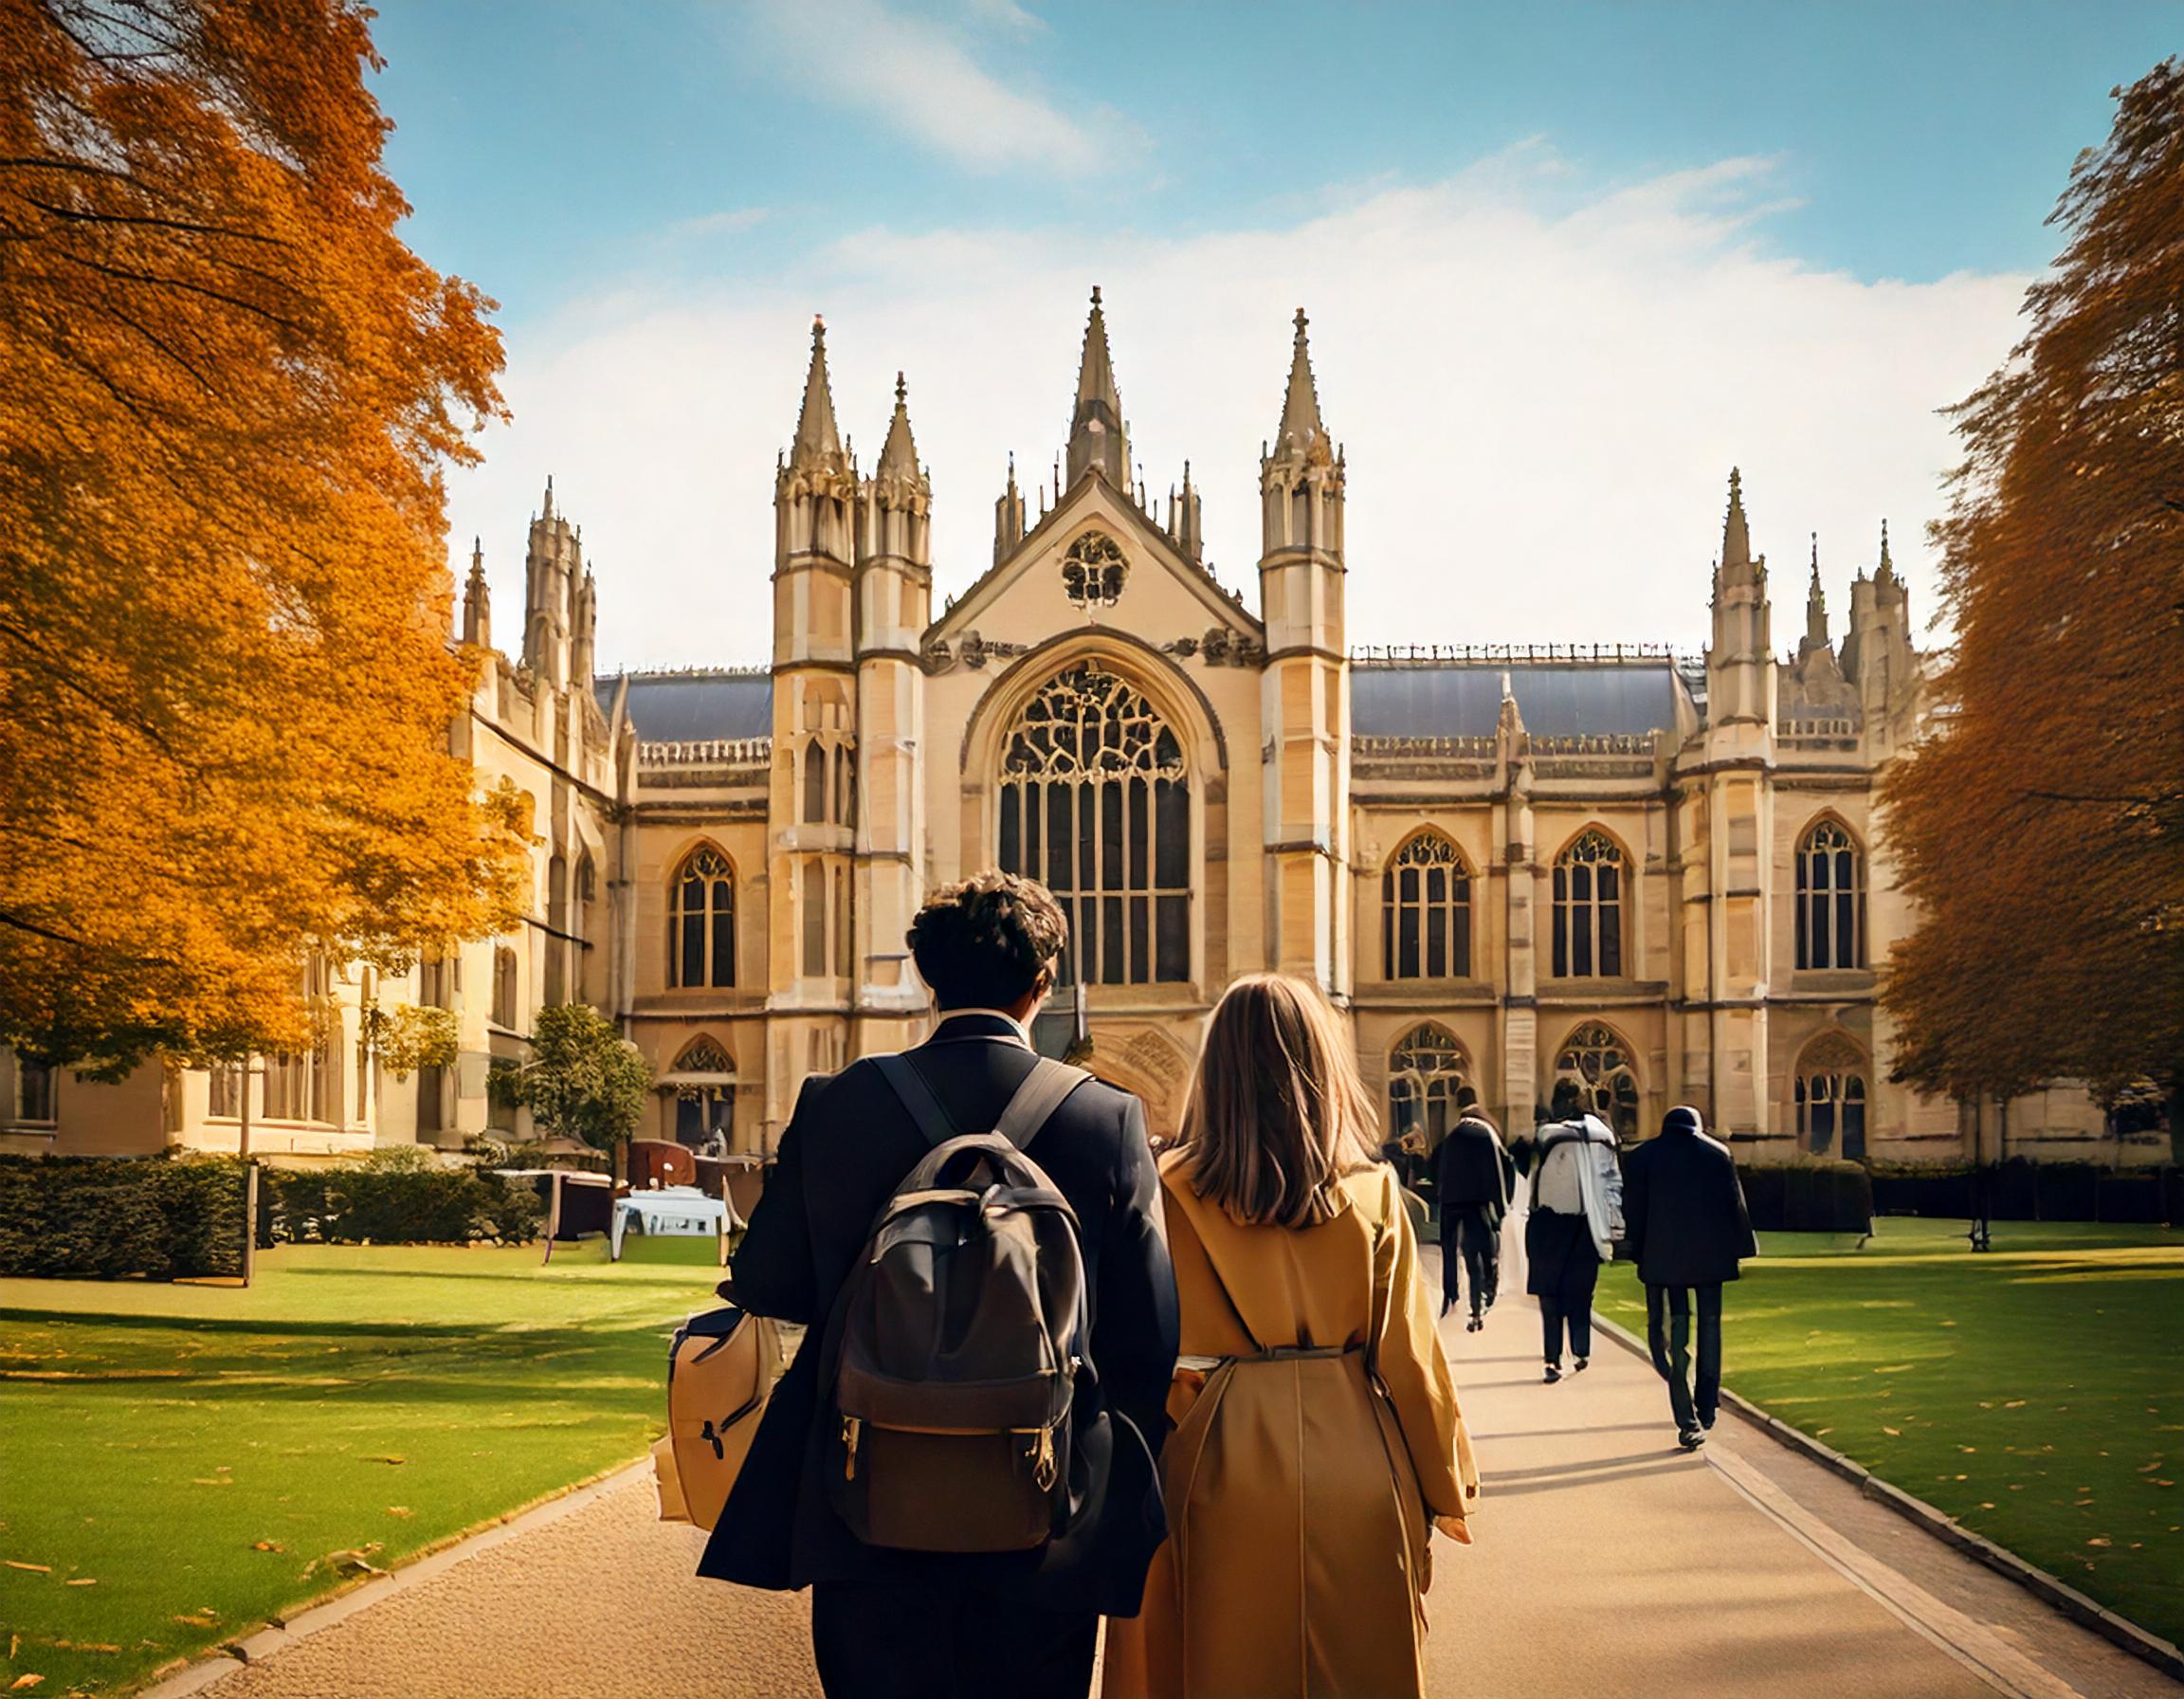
[0,1238,721,1695]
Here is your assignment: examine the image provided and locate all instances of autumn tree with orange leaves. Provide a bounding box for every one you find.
[1882,59,2184,1155]
[0,0,523,1075]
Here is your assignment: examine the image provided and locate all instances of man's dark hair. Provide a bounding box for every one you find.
[1549,1079,1584,1119]
[906,871,1068,1009]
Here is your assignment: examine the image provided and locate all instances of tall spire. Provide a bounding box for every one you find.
[1273,307,1326,460]
[540,475,555,521]
[1876,518,1897,581]
[1065,285,1129,488]
[1720,466,1752,574]
[462,536,490,649]
[789,315,844,470]
[1803,533,1828,652]
[877,371,919,480]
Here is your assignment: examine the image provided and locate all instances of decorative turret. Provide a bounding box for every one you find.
[462,537,490,650]
[1703,466,1774,730]
[993,454,1025,564]
[1261,308,1345,565]
[1801,534,1829,657]
[1875,518,1905,606]
[1174,460,1203,562]
[523,474,582,686]
[1256,306,1350,992]
[1842,520,1917,751]
[1064,286,1129,489]
[571,568,596,686]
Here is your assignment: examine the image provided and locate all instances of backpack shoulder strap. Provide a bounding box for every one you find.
[873,1053,961,1150]
[992,1058,1091,1151]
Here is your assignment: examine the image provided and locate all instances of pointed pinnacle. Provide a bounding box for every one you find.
[789,315,843,468]
[1274,306,1325,455]
[1720,466,1752,570]
[878,373,919,479]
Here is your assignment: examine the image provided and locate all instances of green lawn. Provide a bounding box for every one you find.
[0,1238,723,1697]
[1597,1216,2184,1649]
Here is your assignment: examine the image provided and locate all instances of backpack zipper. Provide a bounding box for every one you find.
[841,1416,862,1480]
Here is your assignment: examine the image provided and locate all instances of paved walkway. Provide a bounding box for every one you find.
[173,1256,2180,1699]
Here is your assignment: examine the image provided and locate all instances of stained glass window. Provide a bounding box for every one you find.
[1552,830,1625,978]
[670,848,736,989]
[996,663,1189,985]
[1795,820,1866,970]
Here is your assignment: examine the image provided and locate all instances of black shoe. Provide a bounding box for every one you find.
[1544,1361,1563,1384]
[1439,1298,1453,1320]
[1467,1315,1483,1332]
[1572,1356,1590,1374]
[1701,1410,1717,1431]
[1678,1428,1706,1452]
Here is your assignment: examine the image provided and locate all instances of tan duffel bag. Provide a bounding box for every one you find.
[653,1302,782,1530]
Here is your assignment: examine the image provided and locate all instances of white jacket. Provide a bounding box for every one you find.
[1533,1114,1625,1262]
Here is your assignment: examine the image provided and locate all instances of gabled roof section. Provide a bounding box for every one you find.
[596,669,773,740]
[927,472,1261,646]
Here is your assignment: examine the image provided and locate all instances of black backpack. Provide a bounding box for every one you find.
[819,1053,1093,1553]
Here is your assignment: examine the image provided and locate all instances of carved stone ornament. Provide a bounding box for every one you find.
[1161,626,1265,667]
[919,630,1029,674]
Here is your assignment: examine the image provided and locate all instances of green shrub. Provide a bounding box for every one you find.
[259,1163,540,1246]
[0,1155,246,1279]
[1736,1158,1874,1234]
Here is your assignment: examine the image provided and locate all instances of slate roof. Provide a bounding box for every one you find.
[1352,660,1685,740]
[597,670,773,741]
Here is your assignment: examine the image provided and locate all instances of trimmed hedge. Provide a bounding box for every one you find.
[258,1164,541,1247]
[1736,1159,1874,1235]
[1870,1159,2181,1225]
[0,1155,246,1280]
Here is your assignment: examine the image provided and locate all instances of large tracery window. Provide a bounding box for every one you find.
[996,663,1189,985]
[1554,1022,1641,1140]
[670,847,737,990]
[1552,830,1625,978]
[1795,1032,1868,1160]
[1382,831,1471,979]
[1795,819,1866,970]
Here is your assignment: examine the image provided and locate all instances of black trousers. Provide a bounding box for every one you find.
[1440,1205,1502,1316]
[1646,1282,1724,1433]
[810,1578,1098,1699]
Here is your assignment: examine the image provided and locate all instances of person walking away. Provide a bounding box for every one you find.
[1621,1105,1757,1451]
[1103,974,1480,1699]
[1522,1081,1623,1382]
[701,872,1180,1699]
[1433,1100,1515,1328]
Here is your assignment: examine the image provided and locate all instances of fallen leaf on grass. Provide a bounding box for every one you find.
[1883,1427,1902,1437]
[2087,1537,2112,1547]
[385,1507,413,1520]
[361,1455,407,1466]
[3,1562,51,1574]
[250,1541,285,1553]
[52,1641,118,1653]
[63,1579,95,1587]
[190,1479,233,1488]
[9,1674,44,1690]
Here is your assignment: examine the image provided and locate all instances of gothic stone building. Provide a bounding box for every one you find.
[6,292,2122,1166]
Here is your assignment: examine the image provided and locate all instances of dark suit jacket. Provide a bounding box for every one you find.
[1621,1126,1758,1288]
[698,1013,1180,1617]
[1434,1116,1516,1213]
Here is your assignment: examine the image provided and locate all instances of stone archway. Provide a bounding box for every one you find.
[1082,1025,1193,1143]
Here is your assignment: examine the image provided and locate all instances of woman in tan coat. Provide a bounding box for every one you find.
[1104,974,1480,1699]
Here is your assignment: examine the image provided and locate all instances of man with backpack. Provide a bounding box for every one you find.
[701,871,1179,1699]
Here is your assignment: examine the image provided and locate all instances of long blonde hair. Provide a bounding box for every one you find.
[1175,973,1381,1228]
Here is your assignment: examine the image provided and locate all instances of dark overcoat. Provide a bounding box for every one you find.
[1433,1116,1516,1217]
[698,1012,1181,1617]
[1620,1124,1758,1288]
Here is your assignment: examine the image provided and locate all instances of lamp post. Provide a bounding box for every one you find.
[237,1055,259,1287]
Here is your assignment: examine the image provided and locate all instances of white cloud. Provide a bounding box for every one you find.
[445,152,2028,673]
[744,0,1115,177]
[664,207,770,241]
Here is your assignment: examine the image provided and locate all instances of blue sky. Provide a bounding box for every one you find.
[366,2,2177,667]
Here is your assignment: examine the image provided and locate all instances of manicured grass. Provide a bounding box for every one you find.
[0,1237,723,1696]
[1597,1216,2184,1649]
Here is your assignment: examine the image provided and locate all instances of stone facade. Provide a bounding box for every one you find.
[7,293,2142,1167]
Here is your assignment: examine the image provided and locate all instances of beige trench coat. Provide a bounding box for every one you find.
[1103,1152,1480,1699]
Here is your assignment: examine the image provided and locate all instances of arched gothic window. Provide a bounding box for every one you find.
[491,944,519,1028]
[1388,1025,1470,1152]
[803,740,828,825]
[669,847,736,989]
[1382,831,1471,979]
[996,663,1188,985]
[1795,1032,1868,1160]
[1552,830,1625,978]
[1795,819,1866,970]
[1060,531,1128,608]
[1553,1022,1641,1140]
[671,1035,736,1149]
